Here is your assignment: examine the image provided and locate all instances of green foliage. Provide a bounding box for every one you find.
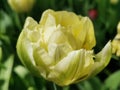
[0,0,120,90]
[104,70,120,90]
[0,55,14,90]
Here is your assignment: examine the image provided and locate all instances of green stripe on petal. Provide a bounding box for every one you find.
[73,51,94,83]
[82,17,96,49]
[24,17,38,30]
[72,16,96,50]
[89,41,112,77]
[33,45,54,78]
[47,49,94,86]
[16,30,40,77]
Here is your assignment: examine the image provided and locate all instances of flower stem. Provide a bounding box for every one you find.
[53,83,57,90]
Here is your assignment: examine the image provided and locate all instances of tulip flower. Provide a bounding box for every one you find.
[112,22,120,56]
[16,9,112,86]
[8,0,35,13]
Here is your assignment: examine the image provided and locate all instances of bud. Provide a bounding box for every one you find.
[88,9,98,20]
[110,0,119,5]
[8,0,35,13]
[16,9,112,86]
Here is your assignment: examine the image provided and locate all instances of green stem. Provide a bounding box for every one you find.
[53,83,57,90]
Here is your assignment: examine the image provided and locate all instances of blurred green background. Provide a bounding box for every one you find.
[0,0,120,90]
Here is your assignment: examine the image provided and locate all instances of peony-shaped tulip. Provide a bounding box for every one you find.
[16,9,112,86]
[112,22,120,56]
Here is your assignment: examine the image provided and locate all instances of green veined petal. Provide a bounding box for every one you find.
[82,17,96,49]
[89,41,112,77]
[48,49,93,86]
[16,30,40,77]
[24,17,38,30]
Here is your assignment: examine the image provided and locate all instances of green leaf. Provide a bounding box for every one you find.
[0,55,14,90]
[0,47,2,61]
[88,77,102,90]
[0,34,10,45]
[0,10,12,34]
[14,65,36,90]
[104,70,120,90]
[77,77,102,90]
[63,86,70,90]
[77,80,93,90]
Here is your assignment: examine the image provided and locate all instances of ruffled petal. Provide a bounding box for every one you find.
[48,24,77,49]
[82,17,96,49]
[89,41,112,77]
[16,30,40,76]
[24,17,38,30]
[72,16,96,49]
[33,44,54,78]
[47,49,94,86]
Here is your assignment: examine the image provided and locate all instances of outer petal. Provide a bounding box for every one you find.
[72,16,96,50]
[42,14,57,43]
[40,9,80,27]
[117,22,120,34]
[23,17,38,30]
[16,30,40,76]
[16,17,41,76]
[73,50,94,83]
[112,21,120,56]
[112,34,120,56]
[72,16,87,49]
[55,11,80,27]
[47,49,94,86]
[89,41,112,77]
[82,17,96,49]
[39,9,55,25]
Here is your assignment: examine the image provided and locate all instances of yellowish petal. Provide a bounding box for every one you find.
[82,17,96,49]
[33,44,54,78]
[48,25,77,49]
[89,41,112,77]
[16,30,40,76]
[72,16,96,49]
[73,16,88,49]
[47,49,94,86]
[55,11,80,27]
[39,9,55,25]
[112,34,120,56]
[48,25,67,44]
[73,50,94,83]
[116,43,120,56]
[117,22,120,34]
[24,17,38,30]
[48,43,73,64]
